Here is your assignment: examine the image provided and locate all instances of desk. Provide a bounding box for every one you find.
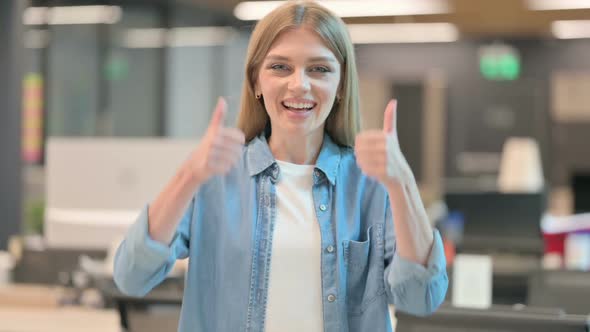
[447,253,541,305]
[95,277,183,332]
[0,284,120,332]
[528,269,590,315]
[396,302,589,332]
[96,276,183,305]
[489,253,541,305]
[0,307,120,332]
[0,284,61,308]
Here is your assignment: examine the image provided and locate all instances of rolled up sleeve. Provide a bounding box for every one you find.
[384,229,448,316]
[113,200,192,296]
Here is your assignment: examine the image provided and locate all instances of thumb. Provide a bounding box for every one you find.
[208,97,227,134]
[382,99,397,135]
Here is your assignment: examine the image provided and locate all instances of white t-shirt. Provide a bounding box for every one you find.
[264,160,324,332]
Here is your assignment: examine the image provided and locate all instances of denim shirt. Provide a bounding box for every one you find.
[114,133,448,332]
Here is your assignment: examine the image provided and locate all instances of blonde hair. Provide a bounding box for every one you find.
[236,0,360,147]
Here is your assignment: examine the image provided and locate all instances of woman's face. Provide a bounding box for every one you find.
[256,27,341,140]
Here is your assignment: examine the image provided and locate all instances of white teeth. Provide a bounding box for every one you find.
[283,101,314,109]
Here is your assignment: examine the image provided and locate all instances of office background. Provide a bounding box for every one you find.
[2,0,590,331]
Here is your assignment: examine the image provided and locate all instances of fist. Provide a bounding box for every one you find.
[188,97,245,184]
[354,99,411,188]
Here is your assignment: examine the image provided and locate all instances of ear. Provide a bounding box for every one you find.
[253,81,260,96]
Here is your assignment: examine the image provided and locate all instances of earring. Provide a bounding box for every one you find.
[256,93,262,100]
[336,95,341,103]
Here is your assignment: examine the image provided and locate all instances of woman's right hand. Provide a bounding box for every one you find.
[188,97,245,185]
[147,97,244,244]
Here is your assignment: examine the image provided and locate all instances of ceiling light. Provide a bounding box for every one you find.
[23,7,48,25]
[526,0,590,10]
[168,27,236,47]
[122,27,236,48]
[234,0,450,21]
[552,20,590,39]
[23,6,122,25]
[348,23,459,44]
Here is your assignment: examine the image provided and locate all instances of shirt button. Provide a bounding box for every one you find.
[319,204,327,211]
[327,294,336,302]
[326,245,335,253]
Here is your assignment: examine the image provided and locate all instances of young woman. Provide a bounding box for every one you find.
[114,1,447,331]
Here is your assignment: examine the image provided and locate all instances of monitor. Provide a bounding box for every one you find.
[396,303,589,332]
[45,138,196,250]
[572,173,590,214]
[444,191,546,254]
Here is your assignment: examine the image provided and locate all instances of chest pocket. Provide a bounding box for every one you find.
[342,223,386,315]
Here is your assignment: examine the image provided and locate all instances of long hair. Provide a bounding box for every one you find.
[236,0,360,147]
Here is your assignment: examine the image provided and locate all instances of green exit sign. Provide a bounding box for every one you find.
[479,44,520,81]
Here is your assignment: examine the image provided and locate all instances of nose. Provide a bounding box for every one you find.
[288,69,311,94]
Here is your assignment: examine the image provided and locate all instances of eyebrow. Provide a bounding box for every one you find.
[265,54,337,63]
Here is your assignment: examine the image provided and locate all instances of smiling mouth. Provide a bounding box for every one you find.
[281,101,316,111]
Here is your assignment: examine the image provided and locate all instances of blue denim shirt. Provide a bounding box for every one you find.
[114,133,448,332]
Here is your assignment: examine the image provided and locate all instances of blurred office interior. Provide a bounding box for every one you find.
[2,0,590,331]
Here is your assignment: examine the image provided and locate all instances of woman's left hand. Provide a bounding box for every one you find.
[354,99,412,189]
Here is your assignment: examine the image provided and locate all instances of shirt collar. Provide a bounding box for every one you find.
[313,134,341,186]
[246,132,341,186]
[246,134,276,178]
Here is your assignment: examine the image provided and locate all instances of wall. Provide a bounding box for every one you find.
[166,32,249,138]
[356,39,590,185]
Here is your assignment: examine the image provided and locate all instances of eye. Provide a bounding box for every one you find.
[310,66,330,73]
[270,63,289,71]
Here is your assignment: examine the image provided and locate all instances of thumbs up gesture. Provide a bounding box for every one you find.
[354,99,412,189]
[188,97,245,185]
